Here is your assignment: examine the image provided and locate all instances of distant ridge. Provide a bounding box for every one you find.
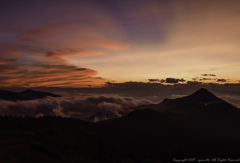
[0,89,61,101]
[129,88,228,112]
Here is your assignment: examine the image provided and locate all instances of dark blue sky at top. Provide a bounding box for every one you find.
[0,0,171,44]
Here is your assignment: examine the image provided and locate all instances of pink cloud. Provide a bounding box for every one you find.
[47,49,104,58]
[0,64,106,87]
[0,59,17,65]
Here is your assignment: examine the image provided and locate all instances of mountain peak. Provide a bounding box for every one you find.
[20,89,61,99]
[189,88,219,100]
[22,89,35,93]
[156,88,224,111]
[0,89,61,101]
[194,88,211,94]
[176,88,224,106]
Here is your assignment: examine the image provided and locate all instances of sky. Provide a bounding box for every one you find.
[1,0,240,87]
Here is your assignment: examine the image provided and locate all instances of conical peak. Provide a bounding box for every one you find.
[22,89,35,93]
[189,88,220,101]
[193,88,211,95]
[25,89,34,91]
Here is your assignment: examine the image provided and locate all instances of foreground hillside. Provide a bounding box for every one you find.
[0,88,240,162]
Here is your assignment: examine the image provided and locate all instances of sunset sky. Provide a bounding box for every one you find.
[1,0,240,87]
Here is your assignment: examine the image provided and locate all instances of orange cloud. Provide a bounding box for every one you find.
[0,4,131,88]
[21,21,117,41]
[19,20,129,51]
[47,49,104,58]
[0,64,105,87]
[0,43,108,87]
[0,65,24,74]
[0,47,21,58]
[0,59,17,65]
[97,40,129,51]
[58,38,130,51]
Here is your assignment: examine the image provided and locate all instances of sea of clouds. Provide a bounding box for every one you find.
[0,94,153,121]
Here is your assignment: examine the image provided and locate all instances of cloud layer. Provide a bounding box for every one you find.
[0,95,153,121]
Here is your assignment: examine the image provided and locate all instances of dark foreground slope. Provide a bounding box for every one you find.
[0,88,240,162]
[0,116,98,163]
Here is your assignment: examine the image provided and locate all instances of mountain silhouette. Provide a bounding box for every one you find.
[95,89,240,160]
[175,88,223,103]
[131,88,227,112]
[158,88,225,110]
[0,89,61,101]
[19,89,61,100]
